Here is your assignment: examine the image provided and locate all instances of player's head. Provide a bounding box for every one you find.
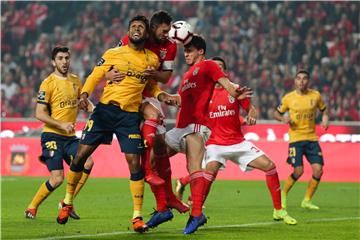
[211,56,227,71]
[295,69,310,92]
[150,10,172,43]
[128,15,149,44]
[184,35,206,66]
[51,45,70,76]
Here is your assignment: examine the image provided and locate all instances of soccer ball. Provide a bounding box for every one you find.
[169,20,193,45]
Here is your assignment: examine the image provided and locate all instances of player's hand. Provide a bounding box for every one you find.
[282,116,292,125]
[144,66,158,78]
[106,68,125,84]
[79,93,89,111]
[60,122,75,134]
[321,120,329,131]
[236,86,253,100]
[245,115,257,125]
[161,94,181,107]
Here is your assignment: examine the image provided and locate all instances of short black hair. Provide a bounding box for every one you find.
[211,56,227,70]
[184,35,206,53]
[128,15,150,33]
[51,46,70,60]
[150,10,172,28]
[296,69,310,78]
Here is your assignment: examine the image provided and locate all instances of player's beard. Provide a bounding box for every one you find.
[56,65,68,76]
[129,36,146,45]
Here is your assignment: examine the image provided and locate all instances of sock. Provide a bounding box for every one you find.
[73,167,92,198]
[180,174,191,187]
[28,180,55,209]
[130,171,145,219]
[202,171,216,205]
[150,184,168,212]
[265,167,282,210]
[156,154,176,200]
[283,173,299,195]
[64,169,82,205]
[304,176,321,201]
[142,119,158,174]
[190,170,205,217]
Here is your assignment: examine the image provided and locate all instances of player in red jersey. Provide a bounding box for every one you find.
[107,11,189,222]
[163,36,253,234]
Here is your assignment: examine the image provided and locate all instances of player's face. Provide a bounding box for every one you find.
[153,23,171,43]
[52,52,70,76]
[295,73,309,92]
[128,20,148,44]
[214,60,225,71]
[184,46,204,66]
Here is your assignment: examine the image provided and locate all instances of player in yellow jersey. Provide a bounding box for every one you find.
[24,46,94,220]
[274,69,329,210]
[57,16,179,233]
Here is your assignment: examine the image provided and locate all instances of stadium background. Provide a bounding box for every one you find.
[1,1,359,180]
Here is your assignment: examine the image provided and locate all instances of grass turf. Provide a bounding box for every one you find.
[2,176,359,240]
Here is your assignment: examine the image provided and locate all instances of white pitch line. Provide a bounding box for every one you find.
[24,216,360,240]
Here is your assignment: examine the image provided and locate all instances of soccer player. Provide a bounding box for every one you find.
[108,10,189,217]
[56,16,179,233]
[24,46,94,220]
[164,35,253,234]
[274,69,329,210]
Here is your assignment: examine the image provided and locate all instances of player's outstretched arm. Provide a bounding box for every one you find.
[217,77,253,100]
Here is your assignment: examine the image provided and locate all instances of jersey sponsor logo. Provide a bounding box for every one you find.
[228,95,235,103]
[126,70,147,83]
[38,91,46,101]
[209,105,236,118]
[128,134,141,139]
[181,79,197,92]
[97,58,105,66]
[193,67,200,76]
[159,49,167,59]
[60,99,78,108]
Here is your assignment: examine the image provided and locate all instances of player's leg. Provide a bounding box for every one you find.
[282,142,304,209]
[140,102,164,186]
[153,133,189,214]
[301,141,324,210]
[247,153,297,225]
[183,132,208,234]
[73,156,94,198]
[175,174,190,201]
[25,133,65,219]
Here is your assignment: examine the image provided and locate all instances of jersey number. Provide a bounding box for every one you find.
[84,120,94,132]
[45,141,57,150]
[289,147,296,157]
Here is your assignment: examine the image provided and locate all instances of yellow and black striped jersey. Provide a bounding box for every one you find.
[277,89,327,143]
[81,45,161,112]
[37,73,81,137]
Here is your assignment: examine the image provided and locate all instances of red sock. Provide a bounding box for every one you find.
[150,184,168,212]
[265,167,282,210]
[190,170,205,217]
[141,119,158,173]
[180,174,191,187]
[156,154,175,199]
[202,171,216,205]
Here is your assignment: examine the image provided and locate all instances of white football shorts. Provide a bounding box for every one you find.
[165,124,211,153]
[142,97,166,134]
[204,141,265,172]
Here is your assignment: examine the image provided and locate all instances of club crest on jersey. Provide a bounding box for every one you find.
[37,91,46,101]
[97,58,105,66]
[228,95,235,103]
[193,67,200,76]
[159,49,167,59]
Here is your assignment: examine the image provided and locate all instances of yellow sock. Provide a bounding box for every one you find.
[283,174,298,195]
[304,176,320,201]
[64,170,82,205]
[28,181,53,209]
[73,170,90,198]
[129,178,144,219]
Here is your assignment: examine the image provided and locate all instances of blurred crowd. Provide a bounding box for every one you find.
[1,1,359,121]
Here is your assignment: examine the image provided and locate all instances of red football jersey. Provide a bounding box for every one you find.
[206,87,250,146]
[176,60,226,128]
[120,36,177,71]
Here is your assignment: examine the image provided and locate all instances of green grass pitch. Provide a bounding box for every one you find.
[2,176,359,240]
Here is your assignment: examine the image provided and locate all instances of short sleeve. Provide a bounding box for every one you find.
[317,93,327,111]
[37,80,51,104]
[277,96,288,114]
[207,60,227,83]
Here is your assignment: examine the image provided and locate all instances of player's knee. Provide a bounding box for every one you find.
[313,168,323,178]
[125,154,141,172]
[84,156,94,169]
[293,168,304,178]
[264,160,276,171]
[142,103,161,120]
[50,175,64,188]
